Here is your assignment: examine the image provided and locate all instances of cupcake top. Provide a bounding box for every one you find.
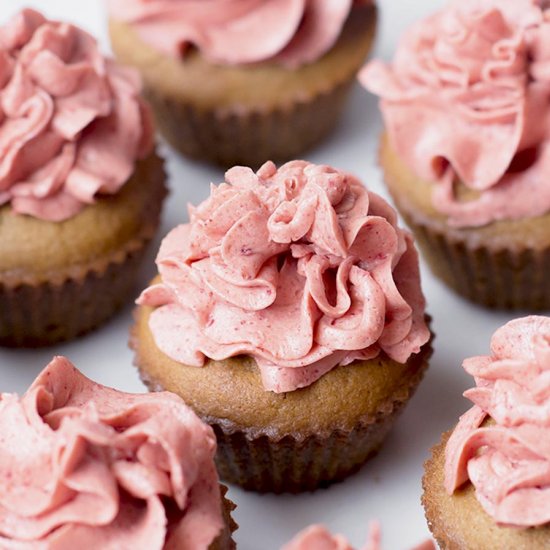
[107,0,370,68]
[138,160,430,393]
[361,0,550,228]
[445,316,550,527]
[282,522,435,550]
[0,9,153,222]
[0,356,224,549]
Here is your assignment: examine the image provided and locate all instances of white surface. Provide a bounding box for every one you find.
[0,1,533,548]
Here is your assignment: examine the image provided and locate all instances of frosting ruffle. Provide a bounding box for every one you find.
[0,9,153,221]
[360,0,550,227]
[445,316,550,527]
[137,160,429,393]
[107,0,362,68]
[0,356,223,549]
[281,522,435,550]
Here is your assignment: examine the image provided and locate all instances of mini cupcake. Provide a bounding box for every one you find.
[423,316,550,549]
[107,0,377,167]
[0,9,167,346]
[360,0,550,310]
[133,160,432,493]
[0,356,236,549]
[282,522,435,550]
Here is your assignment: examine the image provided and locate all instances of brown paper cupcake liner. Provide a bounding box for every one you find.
[209,403,402,494]
[1,242,146,347]
[399,213,550,311]
[0,176,167,347]
[138,339,431,494]
[210,485,238,550]
[144,78,355,169]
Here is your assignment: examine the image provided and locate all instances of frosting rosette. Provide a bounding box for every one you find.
[282,522,435,550]
[445,316,550,527]
[107,0,367,68]
[137,160,430,393]
[0,9,153,221]
[0,356,224,549]
[360,0,550,227]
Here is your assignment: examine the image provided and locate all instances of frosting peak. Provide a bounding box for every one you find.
[107,0,361,68]
[0,9,153,221]
[281,522,435,550]
[360,0,550,227]
[0,356,223,549]
[445,316,550,527]
[138,160,429,393]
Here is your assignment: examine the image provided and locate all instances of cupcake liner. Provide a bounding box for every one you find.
[137,337,432,494]
[209,405,400,494]
[211,485,237,550]
[400,213,550,311]
[0,242,146,347]
[0,164,167,347]
[144,78,355,169]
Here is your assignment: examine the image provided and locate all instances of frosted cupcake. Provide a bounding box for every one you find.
[361,0,550,310]
[0,9,166,346]
[0,356,236,549]
[423,316,550,549]
[107,0,377,167]
[133,160,432,493]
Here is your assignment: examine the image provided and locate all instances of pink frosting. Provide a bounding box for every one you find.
[281,522,435,550]
[137,160,429,393]
[445,316,550,527]
[0,356,224,549]
[360,0,550,227]
[107,0,367,68]
[0,9,153,221]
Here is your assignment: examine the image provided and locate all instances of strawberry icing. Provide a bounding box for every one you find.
[137,161,429,393]
[0,356,224,549]
[360,0,550,227]
[108,0,368,68]
[0,9,153,221]
[445,316,550,527]
[281,522,435,550]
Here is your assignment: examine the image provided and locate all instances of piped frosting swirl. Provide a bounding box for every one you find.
[445,316,550,527]
[360,0,550,227]
[108,0,365,68]
[281,522,435,550]
[0,356,224,549]
[138,160,429,393]
[0,9,153,221]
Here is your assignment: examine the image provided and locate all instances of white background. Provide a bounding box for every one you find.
[0,1,537,548]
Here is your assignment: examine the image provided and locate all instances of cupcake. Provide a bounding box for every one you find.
[0,9,167,346]
[0,356,236,549]
[282,522,435,550]
[360,0,550,310]
[107,0,377,167]
[423,316,550,549]
[133,160,432,493]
